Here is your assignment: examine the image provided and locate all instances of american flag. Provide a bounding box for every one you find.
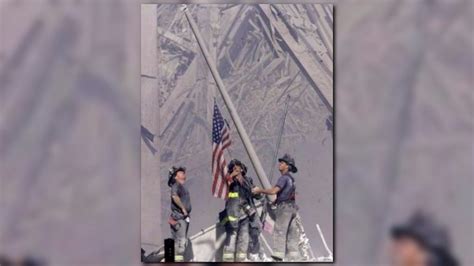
[211,102,232,199]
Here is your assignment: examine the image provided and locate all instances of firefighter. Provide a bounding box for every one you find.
[221,159,257,262]
[252,153,299,261]
[390,211,458,266]
[167,166,191,262]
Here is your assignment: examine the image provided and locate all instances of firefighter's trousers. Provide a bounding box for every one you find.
[222,216,251,262]
[272,201,300,261]
[248,212,261,256]
[170,219,189,262]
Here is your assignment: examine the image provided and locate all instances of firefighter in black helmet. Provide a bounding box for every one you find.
[167,166,191,262]
[220,159,260,261]
[253,153,299,261]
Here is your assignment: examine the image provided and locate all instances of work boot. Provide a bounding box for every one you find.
[260,253,273,262]
[174,254,184,262]
[248,253,259,262]
[235,252,247,262]
[287,251,300,262]
[222,251,234,262]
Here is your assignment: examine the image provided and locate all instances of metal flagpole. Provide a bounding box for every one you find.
[182,5,274,200]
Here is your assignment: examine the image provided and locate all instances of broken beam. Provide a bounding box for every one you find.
[256,4,333,112]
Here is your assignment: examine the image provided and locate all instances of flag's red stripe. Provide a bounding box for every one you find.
[215,149,225,181]
[212,158,222,196]
[220,142,232,184]
[211,140,223,194]
[216,140,231,197]
[218,175,226,197]
[216,149,229,197]
[211,153,217,194]
[212,143,220,169]
[221,132,230,145]
[211,126,232,199]
[217,158,227,196]
[212,146,217,167]
[211,144,220,194]
[212,144,226,196]
[212,129,228,170]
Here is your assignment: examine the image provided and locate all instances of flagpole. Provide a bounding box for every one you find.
[182,5,274,200]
